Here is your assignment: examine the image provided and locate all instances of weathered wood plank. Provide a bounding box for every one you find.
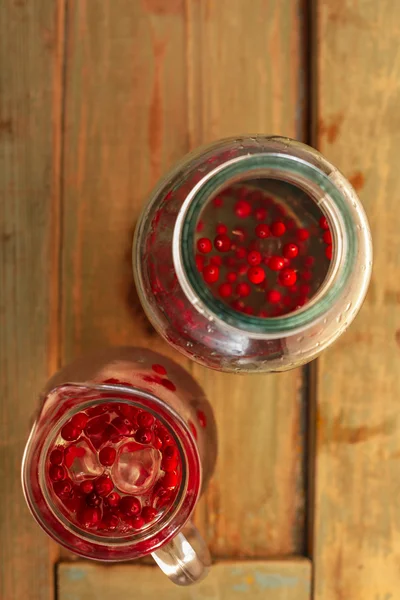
[60,0,307,564]
[0,0,65,598]
[58,559,311,600]
[314,1,400,598]
[187,0,307,557]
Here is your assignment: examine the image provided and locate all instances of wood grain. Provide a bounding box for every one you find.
[58,559,311,600]
[60,0,307,562]
[187,0,307,557]
[313,1,400,598]
[0,0,65,598]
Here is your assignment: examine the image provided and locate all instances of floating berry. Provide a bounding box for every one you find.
[323,230,332,244]
[142,506,158,523]
[210,256,222,267]
[53,479,72,498]
[138,412,155,428]
[99,446,117,466]
[235,247,246,259]
[268,256,285,271]
[94,476,113,497]
[195,254,205,272]
[247,250,261,266]
[299,283,311,296]
[102,513,119,531]
[226,271,237,283]
[78,506,101,529]
[271,221,286,237]
[266,290,282,304]
[243,306,254,315]
[49,465,65,482]
[247,266,265,285]
[80,480,94,495]
[203,265,219,284]
[255,207,267,221]
[301,270,312,282]
[214,234,231,252]
[304,256,315,267]
[119,496,141,516]
[218,283,233,298]
[197,237,212,253]
[161,471,179,490]
[70,412,89,430]
[278,268,297,287]
[106,492,121,508]
[325,244,333,260]
[236,282,251,297]
[196,220,204,232]
[135,427,153,444]
[296,228,310,241]
[86,491,102,507]
[216,223,227,234]
[49,448,64,465]
[131,516,145,530]
[319,216,329,230]
[213,195,223,207]
[283,243,299,259]
[60,422,81,442]
[234,200,251,218]
[255,223,270,239]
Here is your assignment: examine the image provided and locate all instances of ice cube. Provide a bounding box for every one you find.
[67,438,104,482]
[112,442,161,495]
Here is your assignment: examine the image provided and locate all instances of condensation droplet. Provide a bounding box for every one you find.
[345,302,351,312]
[296,335,305,343]
[336,314,343,323]
[206,324,214,333]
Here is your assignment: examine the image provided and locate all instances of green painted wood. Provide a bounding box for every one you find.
[59,559,311,600]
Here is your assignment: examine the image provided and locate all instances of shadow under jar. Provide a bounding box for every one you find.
[22,347,217,586]
[133,136,372,373]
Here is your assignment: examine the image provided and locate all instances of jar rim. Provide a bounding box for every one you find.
[174,148,371,337]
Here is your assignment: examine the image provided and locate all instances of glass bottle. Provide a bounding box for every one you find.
[133,136,372,373]
[22,347,217,586]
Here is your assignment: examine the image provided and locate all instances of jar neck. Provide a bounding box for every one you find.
[174,151,366,337]
[23,384,201,559]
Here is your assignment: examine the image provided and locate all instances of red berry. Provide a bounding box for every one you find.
[197,237,212,253]
[235,247,247,259]
[325,244,333,260]
[210,255,222,266]
[271,221,286,236]
[162,471,180,490]
[195,254,205,272]
[70,412,89,430]
[94,476,114,497]
[214,234,231,252]
[161,453,179,473]
[226,271,237,283]
[266,290,282,304]
[278,268,297,287]
[49,448,64,465]
[268,256,285,271]
[297,228,310,241]
[238,264,248,276]
[102,513,119,531]
[231,300,245,312]
[64,444,85,468]
[86,491,102,507]
[323,230,332,244]
[299,283,311,295]
[119,496,141,516]
[319,216,329,230]
[80,480,94,495]
[161,378,176,392]
[255,223,270,239]
[304,256,315,267]
[142,506,158,523]
[197,410,207,428]
[153,436,163,450]
[99,446,117,466]
[134,427,153,444]
[61,422,81,442]
[49,465,65,482]
[196,220,204,232]
[283,243,299,259]
[53,479,72,498]
[138,412,155,428]
[131,516,145,530]
[216,223,227,234]
[301,270,312,282]
[236,282,251,297]
[152,363,167,375]
[213,195,223,207]
[218,283,232,298]
[243,306,254,315]
[106,492,121,508]
[247,250,261,266]
[84,414,109,437]
[203,265,219,284]
[234,200,251,218]
[247,266,265,285]
[255,207,267,221]
[78,506,101,529]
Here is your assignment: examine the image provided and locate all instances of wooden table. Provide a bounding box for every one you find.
[1,1,398,599]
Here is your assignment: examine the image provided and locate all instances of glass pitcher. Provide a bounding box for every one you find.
[133,136,372,373]
[22,347,217,586]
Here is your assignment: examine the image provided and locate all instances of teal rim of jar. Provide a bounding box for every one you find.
[179,153,358,335]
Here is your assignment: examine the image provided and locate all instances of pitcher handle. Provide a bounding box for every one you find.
[151,521,211,586]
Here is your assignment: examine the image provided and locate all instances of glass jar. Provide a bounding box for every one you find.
[133,136,372,373]
[22,347,217,586]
